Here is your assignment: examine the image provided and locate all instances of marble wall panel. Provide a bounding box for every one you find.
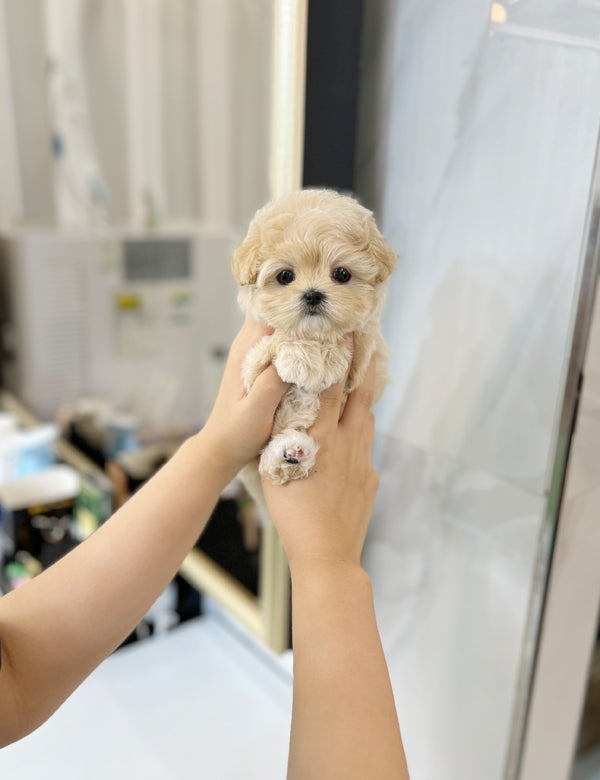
[357,1,600,493]
[364,436,542,778]
[356,2,600,777]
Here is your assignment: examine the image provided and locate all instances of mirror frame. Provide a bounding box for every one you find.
[504,135,600,778]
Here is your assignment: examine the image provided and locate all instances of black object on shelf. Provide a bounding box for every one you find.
[196,498,260,597]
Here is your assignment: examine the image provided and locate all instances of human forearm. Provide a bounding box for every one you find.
[0,318,287,748]
[263,359,409,777]
[288,563,408,780]
[0,430,230,746]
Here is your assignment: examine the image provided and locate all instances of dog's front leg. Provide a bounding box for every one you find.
[241,335,276,392]
[273,338,350,393]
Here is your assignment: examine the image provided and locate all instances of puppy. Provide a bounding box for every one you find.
[231,189,397,507]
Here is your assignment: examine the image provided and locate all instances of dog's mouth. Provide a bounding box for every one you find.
[302,302,330,321]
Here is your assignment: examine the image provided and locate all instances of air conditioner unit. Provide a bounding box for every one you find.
[0,224,242,433]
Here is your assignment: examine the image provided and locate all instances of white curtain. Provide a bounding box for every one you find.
[0,0,273,232]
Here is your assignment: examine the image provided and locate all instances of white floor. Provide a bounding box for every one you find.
[1,613,293,779]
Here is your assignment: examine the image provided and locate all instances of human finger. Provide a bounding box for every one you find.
[245,364,290,418]
[225,317,272,378]
[340,355,376,430]
[363,409,376,450]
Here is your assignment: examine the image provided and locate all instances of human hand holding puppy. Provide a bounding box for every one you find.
[262,355,379,577]
[0,283,406,777]
[201,317,290,480]
[261,352,409,779]
[231,195,406,776]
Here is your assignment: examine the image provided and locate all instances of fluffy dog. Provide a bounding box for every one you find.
[232,189,397,502]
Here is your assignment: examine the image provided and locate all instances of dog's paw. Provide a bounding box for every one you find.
[259,430,318,485]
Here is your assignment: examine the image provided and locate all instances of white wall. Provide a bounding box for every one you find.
[3,0,53,223]
[355,2,600,778]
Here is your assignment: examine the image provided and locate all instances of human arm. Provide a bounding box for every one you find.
[0,318,288,748]
[262,358,409,779]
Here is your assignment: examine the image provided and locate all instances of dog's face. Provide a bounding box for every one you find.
[232,190,397,339]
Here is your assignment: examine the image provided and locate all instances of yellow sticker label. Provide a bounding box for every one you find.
[116,293,142,310]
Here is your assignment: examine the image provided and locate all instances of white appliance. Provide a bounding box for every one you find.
[0,224,243,431]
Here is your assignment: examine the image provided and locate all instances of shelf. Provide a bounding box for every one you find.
[179,548,265,641]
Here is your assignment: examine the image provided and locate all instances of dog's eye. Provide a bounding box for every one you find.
[276,269,295,285]
[332,267,352,283]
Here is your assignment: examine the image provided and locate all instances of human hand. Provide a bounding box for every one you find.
[262,356,379,577]
[201,318,289,478]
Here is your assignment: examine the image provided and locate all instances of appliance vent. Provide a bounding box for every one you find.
[27,248,90,416]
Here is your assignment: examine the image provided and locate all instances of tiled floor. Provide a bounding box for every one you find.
[1,613,293,779]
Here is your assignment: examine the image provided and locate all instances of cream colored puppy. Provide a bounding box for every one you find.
[232,189,397,495]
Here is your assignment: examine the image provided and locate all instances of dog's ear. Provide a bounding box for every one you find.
[231,229,262,286]
[368,219,398,283]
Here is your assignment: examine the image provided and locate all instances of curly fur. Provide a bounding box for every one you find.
[231,189,397,504]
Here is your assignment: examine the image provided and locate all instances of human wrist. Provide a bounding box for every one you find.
[180,428,238,489]
[289,557,371,593]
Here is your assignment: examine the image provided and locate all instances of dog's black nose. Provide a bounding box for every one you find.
[303,289,325,307]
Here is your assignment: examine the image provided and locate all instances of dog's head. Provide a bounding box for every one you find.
[231,189,398,338]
